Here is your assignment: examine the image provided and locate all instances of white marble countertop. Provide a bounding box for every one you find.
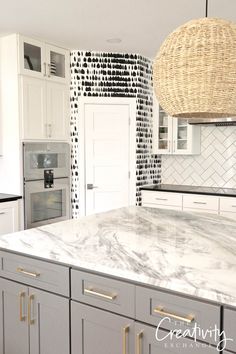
[0,206,236,306]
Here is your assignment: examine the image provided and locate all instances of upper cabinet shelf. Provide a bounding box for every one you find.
[19,36,69,84]
[153,95,201,155]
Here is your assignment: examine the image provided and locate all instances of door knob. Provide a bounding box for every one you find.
[87,184,98,190]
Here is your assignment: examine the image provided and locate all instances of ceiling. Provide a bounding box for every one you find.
[0,0,235,58]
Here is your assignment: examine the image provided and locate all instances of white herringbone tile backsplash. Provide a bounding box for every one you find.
[161,126,236,188]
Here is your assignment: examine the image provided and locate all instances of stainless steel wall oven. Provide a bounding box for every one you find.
[23,142,70,229]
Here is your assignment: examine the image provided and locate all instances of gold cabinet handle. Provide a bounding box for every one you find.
[84,288,116,300]
[17,267,40,278]
[136,331,143,354]
[154,306,194,324]
[28,294,35,325]
[122,325,129,354]
[19,292,26,322]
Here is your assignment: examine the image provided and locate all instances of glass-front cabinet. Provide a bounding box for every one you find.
[19,36,69,83]
[154,102,201,155]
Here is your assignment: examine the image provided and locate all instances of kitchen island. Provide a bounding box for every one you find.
[0,206,235,354]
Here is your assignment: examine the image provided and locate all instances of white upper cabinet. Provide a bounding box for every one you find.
[19,36,69,84]
[153,95,201,155]
[46,82,70,140]
[17,35,70,141]
[46,44,69,84]
[21,77,69,140]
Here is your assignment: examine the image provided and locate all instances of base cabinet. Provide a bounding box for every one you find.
[0,278,69,354]
[0,201,19,235]
[71,301,134,354]
[0,278,28,354]
[71,301,217,354]
[135,322,217,354]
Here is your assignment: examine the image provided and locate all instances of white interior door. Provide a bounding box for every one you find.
[85,103,132,215]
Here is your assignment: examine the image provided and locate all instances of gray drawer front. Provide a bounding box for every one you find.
[71,269,135,317]
[135,322,217,354]
[136,286,221,346]
[0,251,69,296]
[224,308,236,352]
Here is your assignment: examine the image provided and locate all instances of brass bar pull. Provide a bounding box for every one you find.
[122,325,129,354]
[17,267,40,278]
[84,288,116,300]
[19,292,26,321]
[136,331,143,354]
[28,294,35,325]
[154,306,194,324]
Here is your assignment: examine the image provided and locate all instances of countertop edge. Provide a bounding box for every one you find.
[141,185,236,198]
[0,195,22,203]
[0,247,234,310]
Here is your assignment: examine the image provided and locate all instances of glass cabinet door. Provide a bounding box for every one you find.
[19,36,45,78]
[157,106,171,154]
[46,44,69,83]
[172,118,189,154]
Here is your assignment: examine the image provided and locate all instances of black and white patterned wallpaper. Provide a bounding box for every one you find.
[70,51,161,217]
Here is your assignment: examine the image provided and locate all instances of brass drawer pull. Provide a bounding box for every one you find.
[122,325,129,354]
[154,306,194,324]
[28,294,35,325]
[136,331,143,354]
[17,267,40,278]
[84,288,116,300]
[19,292,26,322]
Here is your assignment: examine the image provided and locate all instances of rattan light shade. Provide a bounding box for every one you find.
[153,18,236,118]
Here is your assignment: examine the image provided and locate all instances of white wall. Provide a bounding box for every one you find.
[161,125,236,188]
[0,34,22,195]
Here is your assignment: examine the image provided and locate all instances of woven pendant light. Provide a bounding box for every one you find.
[153,17,236,119]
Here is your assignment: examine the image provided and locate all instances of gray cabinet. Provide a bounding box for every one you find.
[135,322,217,354]
[0,278,29,354]
[29,288,70,354]
[224,307,236,353]
[71,301,134,354]
[0,278,70,354]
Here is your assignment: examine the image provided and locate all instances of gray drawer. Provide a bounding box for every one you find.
[0,251,69,296]
[224,307,236,352]
[136,286,221,346]
[71,269,135,317]
[135,322,217,353]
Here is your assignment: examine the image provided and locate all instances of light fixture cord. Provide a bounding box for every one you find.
[205,0,208,17]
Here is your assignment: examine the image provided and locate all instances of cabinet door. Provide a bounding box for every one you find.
[46,82,69,140]
[0,278,29,354]
[71,301,134,354]
[135,322,217,354]
[156,105,172,154]
[172,118,200,155]
[19,36,46,79]
[0,201,19,235]
[46,44,69,84]
[29,288,70,354]
[21,76,47,139]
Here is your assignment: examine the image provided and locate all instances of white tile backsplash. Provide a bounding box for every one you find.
[161,126,236,188]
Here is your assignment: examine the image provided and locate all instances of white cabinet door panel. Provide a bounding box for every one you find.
[0,201,19,235]
[46,82,69,140]
[21,77,46,139]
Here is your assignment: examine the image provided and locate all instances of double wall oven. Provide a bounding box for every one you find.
[23,142,70,229]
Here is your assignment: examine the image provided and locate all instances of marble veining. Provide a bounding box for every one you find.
[0,206,235,306]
